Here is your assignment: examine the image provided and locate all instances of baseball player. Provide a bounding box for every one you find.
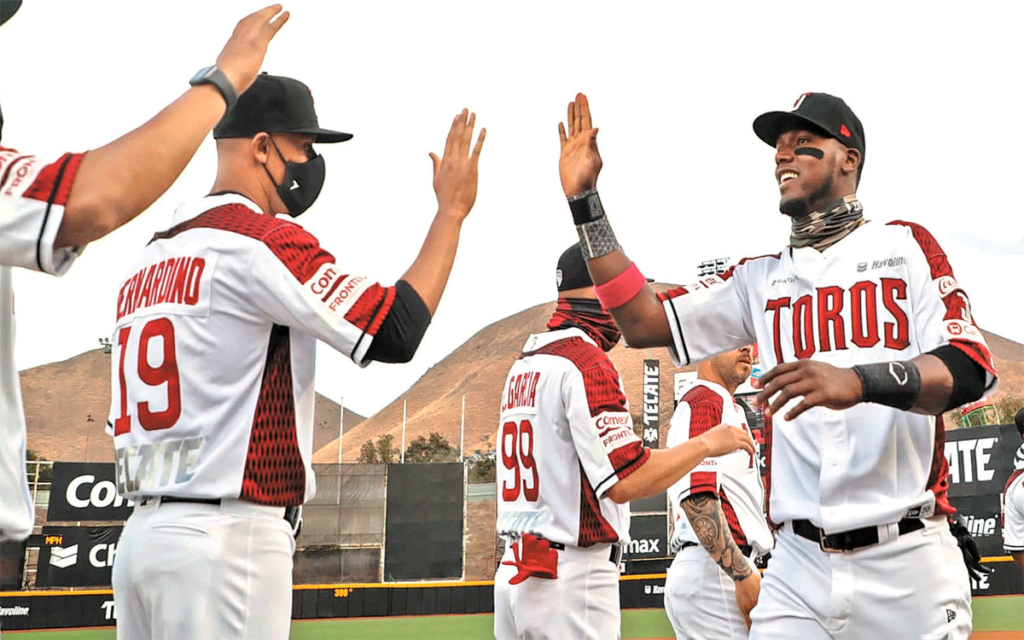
[1004,408,1024,572]
[494,243,755,640]
[665,346,773,639]
[108,71,485,639]
[555,92,997,640]
[0,2,288,542]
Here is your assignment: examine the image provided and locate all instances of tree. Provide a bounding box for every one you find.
[25,449,53,485]
[357,434,398,464]
[467,453,496,483]
[404,432,457,463]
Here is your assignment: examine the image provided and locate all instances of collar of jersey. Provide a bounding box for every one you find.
[523,327,598,353]
[172,193,262,224]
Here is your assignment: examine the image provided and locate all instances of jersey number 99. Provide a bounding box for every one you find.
[501,419,539,502]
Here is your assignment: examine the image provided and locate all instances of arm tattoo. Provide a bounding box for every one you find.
[681,494,753,582]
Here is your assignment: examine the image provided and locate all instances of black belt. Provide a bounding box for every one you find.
[547,540,623,565]
[792,518,924,552]
[141,496,302,532]
[678,540,753,557]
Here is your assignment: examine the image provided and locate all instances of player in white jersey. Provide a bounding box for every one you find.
[554,92,998,639]
[0,3,288,542]
[665,347,773,638]
[108,72,485,639]
[494,243,755,640]
[1004,408,1024,572]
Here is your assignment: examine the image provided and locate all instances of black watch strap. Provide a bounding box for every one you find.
[189,65,238,111]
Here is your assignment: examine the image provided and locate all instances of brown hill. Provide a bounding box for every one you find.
[314,303,1024,464]
[20,349,365,462]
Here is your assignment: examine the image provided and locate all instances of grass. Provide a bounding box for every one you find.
[6,597,1021,639]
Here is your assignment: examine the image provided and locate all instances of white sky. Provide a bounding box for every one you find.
[3,1,1022,417]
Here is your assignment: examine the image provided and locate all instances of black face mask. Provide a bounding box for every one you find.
[263,137,325,218]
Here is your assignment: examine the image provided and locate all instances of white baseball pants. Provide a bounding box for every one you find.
[750,515,971,640]
[112,498,295,640]
[664,544,755,640]
[494,542,621,640]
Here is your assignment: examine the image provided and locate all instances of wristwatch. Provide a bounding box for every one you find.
[189,65,238,111]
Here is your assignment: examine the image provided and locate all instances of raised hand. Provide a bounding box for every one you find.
[558,93,602,198]
[752,360,864,421]
[216,5,291,95]
[430,109,486,220]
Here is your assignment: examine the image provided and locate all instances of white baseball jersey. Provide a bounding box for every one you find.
[496,327,650,548]
[667,380,773,557]
[659,219,998,533]
[108,193,394,506]
[1003,443,1024,553]
[0,147,84,541]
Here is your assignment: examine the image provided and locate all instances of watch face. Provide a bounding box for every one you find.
[190,66,215,84]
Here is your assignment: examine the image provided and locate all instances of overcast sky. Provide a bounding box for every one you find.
[3,1,1022,418]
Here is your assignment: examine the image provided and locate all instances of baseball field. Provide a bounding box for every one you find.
[6,596,1022,639]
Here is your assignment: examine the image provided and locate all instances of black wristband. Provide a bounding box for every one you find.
[568,188,605,225]
[852,360,922,411]
[189,65,238,111]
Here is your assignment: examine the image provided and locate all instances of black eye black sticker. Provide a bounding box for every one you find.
[794,147,824,159]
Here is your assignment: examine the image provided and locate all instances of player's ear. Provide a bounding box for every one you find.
[841,147,861,179]
[251,133,272,165]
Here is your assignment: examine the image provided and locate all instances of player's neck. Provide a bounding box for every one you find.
[696,368,740,397]
[790,194,864,252]
[209,173,274,216]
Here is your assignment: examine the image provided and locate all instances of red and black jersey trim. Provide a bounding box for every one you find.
[677,386,725,497]
[240,324,306,506]
[926,414,955,517]
[719,486,748,546]
[526,336,650,483]
[33,153,77,272]
[577,462,619,547]
[888,220,996,379]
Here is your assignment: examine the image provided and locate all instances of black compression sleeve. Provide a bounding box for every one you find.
[364,280,431,364]
[929,344,987,411]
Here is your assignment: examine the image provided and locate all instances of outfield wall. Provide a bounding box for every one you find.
[0,575,663,631]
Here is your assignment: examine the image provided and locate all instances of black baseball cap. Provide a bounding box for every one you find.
[556,243,593,292]
[752,92,865,162]
[0,0,23,141]
[1015,407,1024,439]
[214,73,352,143]
[0,0,22,27]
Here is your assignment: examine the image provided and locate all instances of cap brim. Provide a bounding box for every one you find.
[752,111,831,148]
[292,128,353,144]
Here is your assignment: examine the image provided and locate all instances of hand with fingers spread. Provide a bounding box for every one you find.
[558,93,603,198]
[752,360,864,421]
[216,4,291,96]
[430,109,486,220]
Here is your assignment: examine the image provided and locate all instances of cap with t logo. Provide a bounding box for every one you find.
[752,92,865,163]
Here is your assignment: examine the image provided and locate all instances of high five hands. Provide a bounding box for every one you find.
[558,93,602,198]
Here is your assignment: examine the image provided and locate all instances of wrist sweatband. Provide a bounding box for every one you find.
[576,217,619,260]
[595,263,646,310]
[852,360,922,411]
[568,188,605,224]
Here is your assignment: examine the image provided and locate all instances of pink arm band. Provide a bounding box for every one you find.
[594,262,647,310]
